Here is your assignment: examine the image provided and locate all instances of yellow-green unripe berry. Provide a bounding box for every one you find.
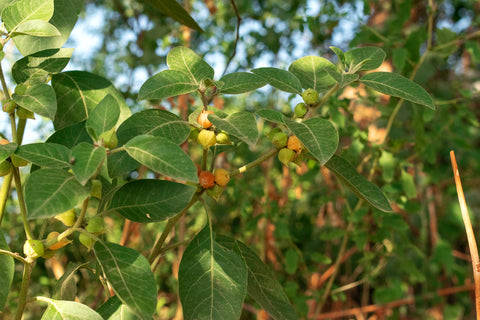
[79,233,95,251]
[198,129,216,149]
[86,216,105,235]
[16,107,35,119]
[302,88,319,105]
[2,100,16,113]
[294,102,308,118]
[99,128,118,149]
[23,239,44,259]
[271,132,288,148]
[55,209,76,227]
[0,161,12,177]
[216,131,231,144]
[268,127,282,141]
[278,148,295,166]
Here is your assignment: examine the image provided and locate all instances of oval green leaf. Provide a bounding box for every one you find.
[0,142,18,163]
[85,94,120,141]
[218,72,267,94]
[360,72,435,109]
[208,112,259,147]
[93,241,157,320]
[97,296,139,320]
[344,47,386,71]
[288,56,337,92]
[15,142,71,168]
[255,109,286,124]
[0,229,14,312]
[251,67,302,94]
[106,179,196,222]
[2,0,54,32]
[12,20,60,37]
[70,143,106,185]
[325,155,393,212]
[38,297,103,320]
[46,121,92,149]
[167,46,214,85]
[138,69,199,101]
[283,118,338,165]
[12,83,57,120]
[107,151,140,178]
[144,0,203,32]
[25,168,90,219]
[124,135,198,182]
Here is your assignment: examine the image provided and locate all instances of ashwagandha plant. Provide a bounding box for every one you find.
[0,1,436,319]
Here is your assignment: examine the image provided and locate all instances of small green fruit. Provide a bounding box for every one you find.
[197,129,216,149]
[216,131,231,144]
[271,132,288,148]
[206,184,224,201]
[2,100,16,113]
[55,209,76,227]
[302,88,319,105]
[189,127,200,141]
[99,128,118,149]
[268,127,282,141]
[0,161,12,177]
[16,106,35,119]
[23,239,44,259]
[79,233,95,251]
[14,84,29,96]
[86,216,105,235]
[91,179,102,199]
[278,148,295,166]
[294,102,308,118]
[10,154,29,167]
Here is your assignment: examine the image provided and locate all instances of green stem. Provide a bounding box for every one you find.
[0,248,29,264]
[0,61,11,100]
[0,172,13,225]
[16,119,26,144]
[108,146,125,155]
[230,148,279,176]
[13,167,34,240]
[201,148,208,171]
[15,261,34,320]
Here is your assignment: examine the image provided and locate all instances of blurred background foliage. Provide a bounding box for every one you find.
[3,0,480,319]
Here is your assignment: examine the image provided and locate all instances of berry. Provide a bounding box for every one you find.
[197,129,216,149]
[271,132,288,148]
[86,216,105,235]
[302,88,319,105]
[2,100,16,113]
[0,161,12,177]
[79,233,95,251]
[198,170,215,189]
[23,239,44,259]
[214,168,230,187]
[216,131,231,144]
[99,128,118,149]
[278,148,295,166]
[47,231,71,250]
[268,127,282,141]
[197,110,215,129]
[0,139,9,145]
[294,102,308,118]
[287,135,303,152]
[55,209,76,227]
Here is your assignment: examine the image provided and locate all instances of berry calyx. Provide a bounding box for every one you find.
[86,216,105,235]
[216,131,231,145]
[271,132,288,149]
[294,102,308,118]
[16,107,34,119]
[197,110,215,129]
[302,88,319,105]
[206,184,224,201]
[287,135,303,152]
[23,239,45,259]
[91,179,102,199]
[47,231,72,250]
[2,100,16,113]
[99,128,118,149]
[55,209,76,227]
[214,168,230,187]
[79,233,95,251]
[0,161,12,177]
[189,127,200,141]
[198,170,215,189]
[197,129,216,149]
[278,148,295,166]
[10,154,29,167]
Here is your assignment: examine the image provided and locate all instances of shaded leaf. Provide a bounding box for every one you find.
[325,155,393,212]
[97,296,139,320]
[70,143,106,185]
[106,179,196,222]
[138,69,198,100]
[38,297,102,320]
[360,72,435,109]
[15,142,71,168]
[12,83,56,119]
[46,121,92,149]
[85,94,120,141]
[255,109,286,124]
[12,20,60,37]
[208,112,259,147]
[124,135,198,182]
[25,168,90,219]
[0,142,18,163]
[54,262,89,301]
[251,67,302,94]
[219,72,267,94]
[344,47,386,71]
[144,0,203,32]
[167,46,214,85]
[288,56,337,92]
[329,46,345,67]
[0,229,14,312]
[107,151,139,178]
[179,226,248,320]
[284,118,338,165]
[93,241,157,320]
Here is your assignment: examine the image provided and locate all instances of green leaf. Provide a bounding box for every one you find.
[107,151,139,178]
[255,109,286,124]
[117,109,190,145]
[323,68,359,88]
[0,142,18,163]
[138,69,199,100]
[106,179,196,222]
[208,112,259,147]
[251,67,302,94]
[70,143,106,185]
[392,48,408,72]
[38,297,103,320]
[179,226,248,320]
[360,72,435,110]
[46,121,92,149]
[400,168,417,199]
[12,20,60,37]
[25,168,90,219]
[124,135,198,182]
[466,41,480,64]
[144,0,203,32]
[379,150,395,183]
[283,118,338,165]
[344,47,386,71]
[97,296,139,320]
[93,241,157,320]
[52,71,131,129]
[53,262,89,301]
[15,142,71,168]
[85,95,120,141]
[167,46,214,85]
[12,83,56,120]
[0,229,14,312]
[12,48,73,85]
[218,72,267,94]
[2,0,54,32]
[329,46,345,67]
[325,155,393,212]
[12,0,83,56]
[285,248,299,275]
[288,56,337,92]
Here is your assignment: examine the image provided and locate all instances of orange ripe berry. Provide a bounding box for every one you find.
[197,110,215,129]
[0,138,9,145]
[47,231,72,250]
[287,136,302,152]
[214,168,230,187]
[198,170,215,189]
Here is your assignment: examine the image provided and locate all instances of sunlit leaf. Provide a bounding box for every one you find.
[167,46,214,85]
[138,69,198,100]
[15,142,70,168]
[208,112,259,147]
[288,56,337,92]
[219,72,267,94]
[12,83,57,120]
[251,67,302,94]
[38,296,103,320]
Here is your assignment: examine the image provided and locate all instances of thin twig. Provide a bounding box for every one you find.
[450,150,480,320]
[221,0,241,77]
